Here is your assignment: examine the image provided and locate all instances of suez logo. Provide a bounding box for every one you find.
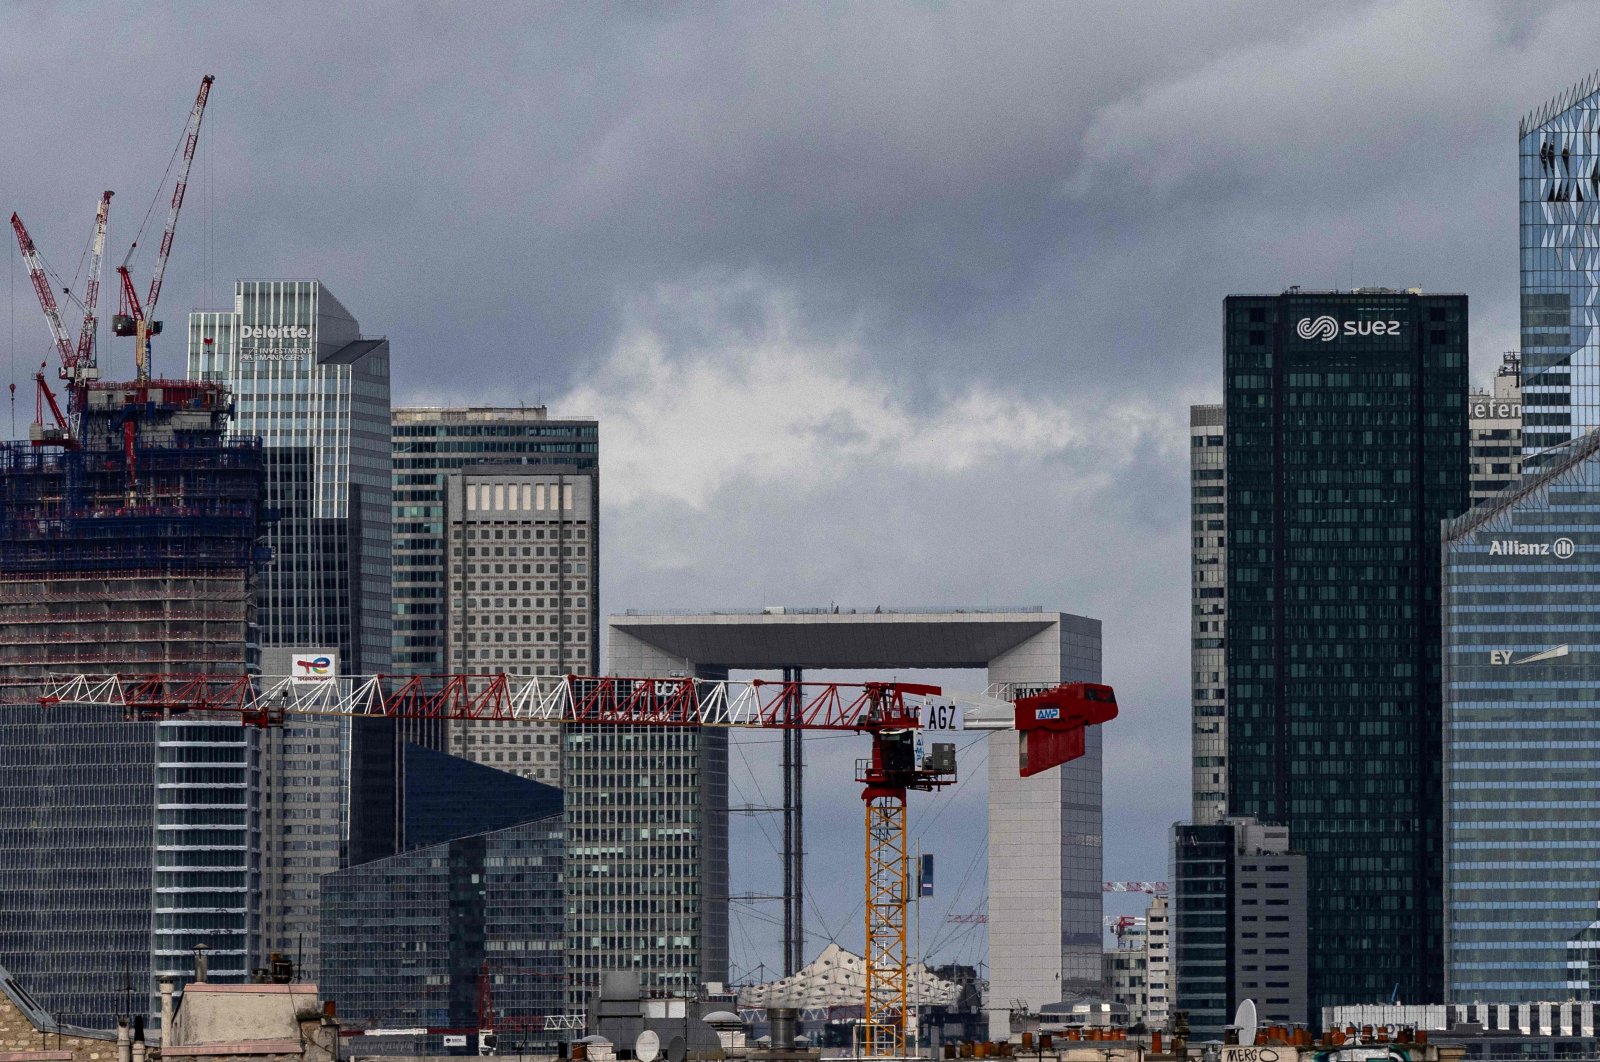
[239,324,310,341]
[1487,537,1577,559]
[1295,315,1404,341]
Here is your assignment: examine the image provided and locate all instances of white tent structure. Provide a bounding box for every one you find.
[738,943,962,1010]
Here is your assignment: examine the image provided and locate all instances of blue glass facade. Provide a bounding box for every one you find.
[320,814,565,1055]
[1443,431,1600,1000]
[402,742,561,851]
[1225,290,1468,1011]
[1520,74,1600,466]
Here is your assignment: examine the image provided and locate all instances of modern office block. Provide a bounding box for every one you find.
[1224,289,1468,1011]
[1520,74,1600,467]
[1190,404,1227,825]
[189,280,394,980]
[1172,819,1307,1040]
[0,387,268,1029]
[1469,353,1522,507]
[402,742,563,851]
[1443,430,1600,1000]
[444,469,596,786]
[391,406,598,755]
[320,813,565,1055]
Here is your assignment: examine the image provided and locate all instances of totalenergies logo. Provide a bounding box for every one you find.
[294,655,333,677]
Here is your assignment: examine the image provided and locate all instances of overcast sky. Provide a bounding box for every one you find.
[3,0,1596,980]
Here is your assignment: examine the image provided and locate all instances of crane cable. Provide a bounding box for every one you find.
[123,92,192,269]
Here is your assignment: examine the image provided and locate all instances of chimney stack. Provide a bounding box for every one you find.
[192,943,210,984]
[159,981,175,1040]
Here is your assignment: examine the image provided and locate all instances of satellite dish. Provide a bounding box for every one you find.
[1234,999,1258,1048]
[666,1035,687,1062]
[635,1031,660,1062]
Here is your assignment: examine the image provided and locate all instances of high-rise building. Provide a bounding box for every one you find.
[443,469,596,786]
[391,407,598,755]
[1190,404,1227,825]
[1519,73,1600,469]
[1224,289,1468,1011]
[0,383,268,1028]
[320,812,565,1055]
[1144,894,1171,1032]
[1469,353,1523,506]
[189,280,394,980]
[1442,430,1600,1000]
[1171,819,1307,1040]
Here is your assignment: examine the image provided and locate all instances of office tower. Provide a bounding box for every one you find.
[391,407,600,669]
[1144,894,1171,1032]
[1442,431,1600,1000]
[442,470,596,785]
[1469,352,1523,506]
[0,384,267,1028]
[1224,289,1468,1010]
[1520,74,1600,468]
[1190,404,1227,825]
[391,407,598,753]
[321,812,565,1055]
[1104,922,1149,1028]
[1171,819,1308,1039]
[189,280,393,980]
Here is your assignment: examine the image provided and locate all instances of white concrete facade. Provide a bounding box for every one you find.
[605,608,1103,1040]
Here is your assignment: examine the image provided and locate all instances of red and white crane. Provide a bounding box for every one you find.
[9,193,111,447]
[41,670,1117,1056]
[114,74,214,383]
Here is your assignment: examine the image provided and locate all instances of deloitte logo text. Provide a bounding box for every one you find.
[239,324,311,341]
[1294,316,1403,341]
[1488,537,1576,559]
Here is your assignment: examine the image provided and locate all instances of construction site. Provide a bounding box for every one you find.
[0,76,269,705]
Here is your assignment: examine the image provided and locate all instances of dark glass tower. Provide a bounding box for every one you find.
[1224,290,1468,1012]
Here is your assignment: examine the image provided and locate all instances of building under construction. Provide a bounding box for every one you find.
[0,382,270,1029]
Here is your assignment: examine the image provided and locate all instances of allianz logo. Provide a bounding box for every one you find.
[239,324,311,340]
[1488,537,1576,559]
[1295,315,1402,341]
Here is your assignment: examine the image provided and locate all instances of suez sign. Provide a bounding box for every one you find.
[1485,537,1577,559]
[1294,314,1403,341]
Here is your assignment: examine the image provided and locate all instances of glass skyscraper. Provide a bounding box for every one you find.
[1225,289,1468,1011]
[320,813,565,1056]
[189,280,394,979]
[1443,430,1600,1000]
[1520,72,1600,466]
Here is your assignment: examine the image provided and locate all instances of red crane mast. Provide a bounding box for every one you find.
[115,74,214,382]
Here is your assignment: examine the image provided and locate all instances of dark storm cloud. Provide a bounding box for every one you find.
[5,0,1599,976]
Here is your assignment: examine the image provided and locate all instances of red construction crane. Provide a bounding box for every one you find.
[114,74,213,383]
[9,197,111,448]
[41,670,1118,1057]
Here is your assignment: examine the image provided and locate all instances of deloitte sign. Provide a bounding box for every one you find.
[240,322,313,361]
